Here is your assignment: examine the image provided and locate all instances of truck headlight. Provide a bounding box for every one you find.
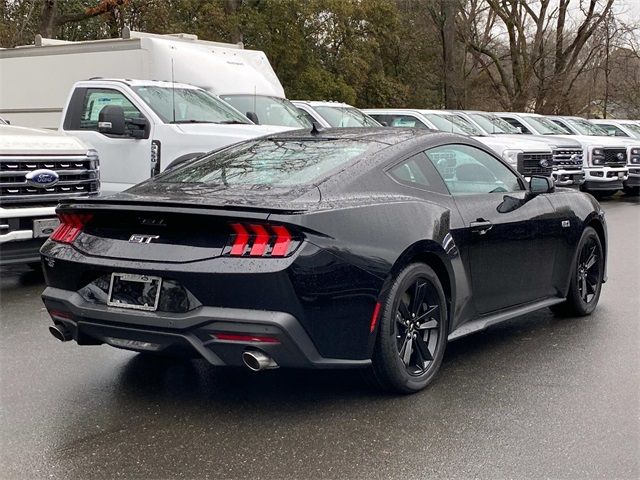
[590,146,605,166]
[630,147,640,164]
[502,149,522,166]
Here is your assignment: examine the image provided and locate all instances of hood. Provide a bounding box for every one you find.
[0,125,89,155]
[475,136,551,154]
[487,134,581,149]
[550,134,637,148]
[174,123,294,139]
[93,180,321,213]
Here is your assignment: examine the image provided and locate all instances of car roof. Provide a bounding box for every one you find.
[293,100,355,108]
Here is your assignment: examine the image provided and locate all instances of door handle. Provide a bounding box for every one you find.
[470,219,493,235]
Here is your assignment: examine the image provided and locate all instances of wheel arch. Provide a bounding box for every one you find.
[381,241,454,323]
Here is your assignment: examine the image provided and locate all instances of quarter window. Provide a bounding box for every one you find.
[369,114,429,128]
[425,144,523,195]
[388,153,448,194]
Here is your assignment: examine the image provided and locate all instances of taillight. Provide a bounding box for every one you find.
[228,223,293,257]
[50,213,93,244]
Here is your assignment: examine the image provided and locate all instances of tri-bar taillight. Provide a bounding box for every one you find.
[50,213,93,244]
[229,223,294,257]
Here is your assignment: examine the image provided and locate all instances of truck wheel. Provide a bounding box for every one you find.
[370,263,448,394]
[623,186,640,196]
[551,227,604,317]
[591,190,617,199]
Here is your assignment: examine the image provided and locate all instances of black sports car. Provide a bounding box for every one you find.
[41,128,607,393]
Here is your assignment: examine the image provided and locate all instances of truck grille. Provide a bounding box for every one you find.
[0,154,99,205]
[552,148,583,170]
[603,148,627,166]
[517,152,553,176]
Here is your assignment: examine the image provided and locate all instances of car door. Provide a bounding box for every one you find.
[425,143,557,314]
[63,86,154,194]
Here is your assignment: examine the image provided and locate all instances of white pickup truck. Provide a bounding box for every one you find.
[0,123,99,267]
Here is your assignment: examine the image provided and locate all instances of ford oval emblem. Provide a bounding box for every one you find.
[539,159,551,168]
[616,152,625,161]
[25,169,59,188]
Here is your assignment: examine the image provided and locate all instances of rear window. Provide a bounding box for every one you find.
[158,138,374,186]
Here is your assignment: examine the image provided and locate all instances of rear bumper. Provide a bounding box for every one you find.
[42,286,372,369]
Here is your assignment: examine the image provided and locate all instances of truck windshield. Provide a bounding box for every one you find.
[134,86,250,124]
[468,113,519,134]
[524,116,571,135]
[157,138,372,187]
[624,123,640,137]
[313,106,380,127]
[221,95,311,128]
[563,118,609,136]
[423,113,483,136]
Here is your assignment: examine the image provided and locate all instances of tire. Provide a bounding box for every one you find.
[623,186,640,196]
[591,190,617,199]
[370,263,448,394]
[551,226,604,317]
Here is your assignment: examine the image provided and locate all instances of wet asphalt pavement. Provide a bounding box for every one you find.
[1,195,638,480]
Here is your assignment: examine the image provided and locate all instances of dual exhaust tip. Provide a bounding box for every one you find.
[49,323,278,372]
[49,323,72,342]
[242,350,278,371]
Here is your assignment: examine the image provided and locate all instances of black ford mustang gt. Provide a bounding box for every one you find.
[41,128,607,393]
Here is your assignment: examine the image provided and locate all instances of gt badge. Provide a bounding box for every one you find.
[129,234,160,244]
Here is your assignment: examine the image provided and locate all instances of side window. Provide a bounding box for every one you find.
[387,152,448,194]
[425,144,523,196]
[371,114,429,128]
[502,117,531,134]
[598,124,628,137]
[77,88,142,131]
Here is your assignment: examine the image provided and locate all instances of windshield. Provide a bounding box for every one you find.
[624,123,640,137]
[133,86,249,124]
[524,116,571,135]
[468,113,519,134]
[157,138,376,187]
[423,113,483,136]
[221,95,311,128]
[313,106,380,127]
[564,118,610,136]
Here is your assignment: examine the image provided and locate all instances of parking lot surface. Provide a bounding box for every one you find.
[1,195,638,480]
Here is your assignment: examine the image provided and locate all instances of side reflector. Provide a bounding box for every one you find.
[230,223,249,255]
[212,333,280,344]
[48,309,72,321]
[369,302,382,333]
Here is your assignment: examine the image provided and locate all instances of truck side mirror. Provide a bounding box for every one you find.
[126,116,149,139]
[98,105,126,136]
[246,111,260,124]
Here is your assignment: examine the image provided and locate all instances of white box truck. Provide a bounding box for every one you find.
[0,29,310,193]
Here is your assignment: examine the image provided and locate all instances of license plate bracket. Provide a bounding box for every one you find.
[107,273,162,311]
[33,218,60,238]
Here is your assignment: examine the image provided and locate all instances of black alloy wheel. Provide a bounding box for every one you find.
[371,263,448,393]
[395,279,441,376]
[551,226,604,316]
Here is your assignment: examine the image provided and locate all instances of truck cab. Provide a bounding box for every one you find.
[448,111,585,187]
[363,109,556,179]
[495,112,631,196]
[60,79,292,194]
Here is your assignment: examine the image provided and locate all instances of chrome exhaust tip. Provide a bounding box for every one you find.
[242,350,278,371]
[49,324,72,342]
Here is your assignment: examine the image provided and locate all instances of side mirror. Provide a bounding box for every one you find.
[246,111,260,124]
[126,116,149,139]
[529,175,555,194]
[98,105,126,136]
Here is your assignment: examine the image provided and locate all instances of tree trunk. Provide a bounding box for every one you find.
[441,0,461,108]
[39,0,57,38]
